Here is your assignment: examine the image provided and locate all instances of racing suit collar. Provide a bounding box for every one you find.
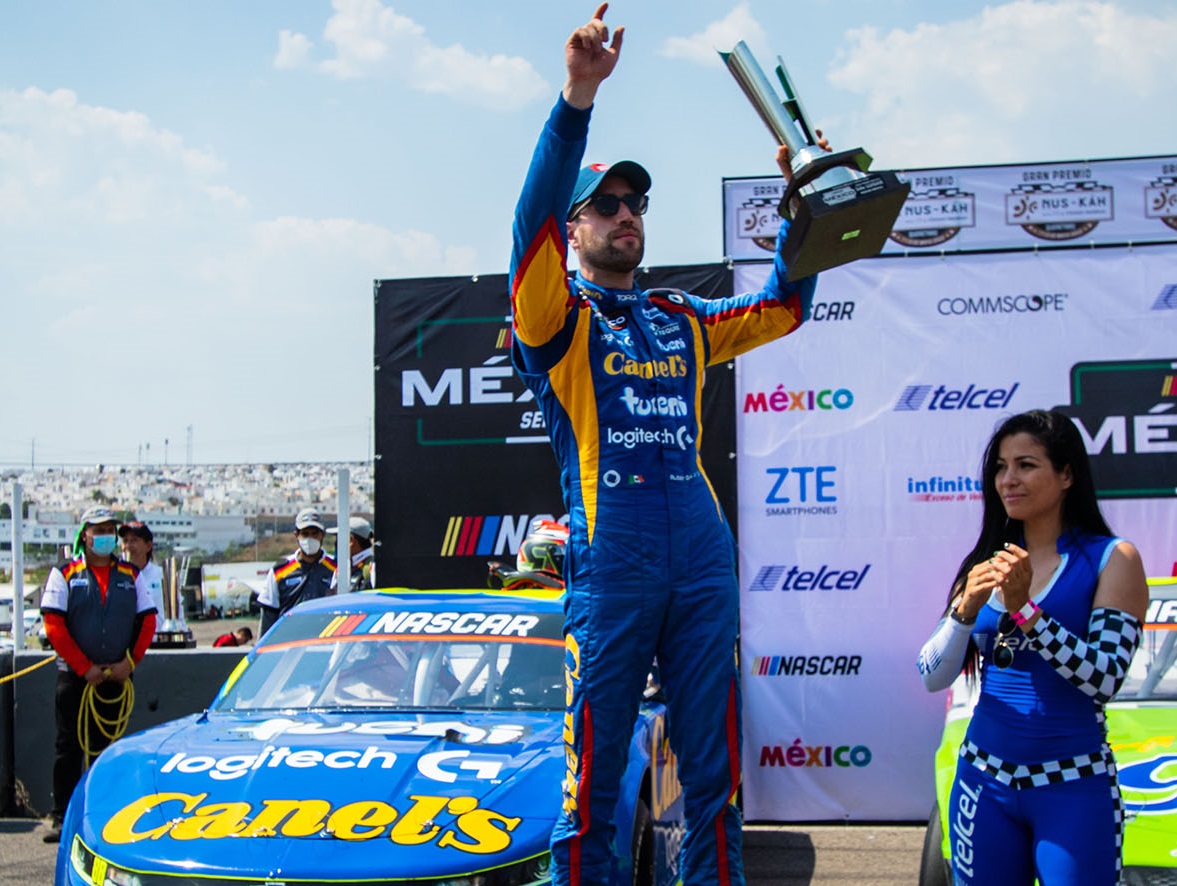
[573,273,643,311]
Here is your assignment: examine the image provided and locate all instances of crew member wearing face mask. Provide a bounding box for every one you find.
[257,507,337,636]
[39,506,157,843]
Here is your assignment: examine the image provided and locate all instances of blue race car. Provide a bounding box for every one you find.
[57,588,685,885]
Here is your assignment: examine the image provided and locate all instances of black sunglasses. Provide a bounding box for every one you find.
[992,613,1018,669]
[574,192,649,219]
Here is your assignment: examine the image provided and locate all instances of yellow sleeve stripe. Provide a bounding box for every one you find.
[548,311,599,545]
[512,222,573,348]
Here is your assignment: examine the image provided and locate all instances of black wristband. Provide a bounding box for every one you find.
[949,607,976,626]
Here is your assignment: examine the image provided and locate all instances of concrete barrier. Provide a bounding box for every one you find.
[5,649,245,816]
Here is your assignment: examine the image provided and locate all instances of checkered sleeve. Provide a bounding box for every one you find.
[1025,606,1142,703]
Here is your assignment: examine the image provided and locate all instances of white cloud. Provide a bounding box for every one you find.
[282,0,548,110]
[660,3,769,68]
[274,29,314,70]
[826,1,1177,166]
[0,87,227,228]
[3,82,483,463]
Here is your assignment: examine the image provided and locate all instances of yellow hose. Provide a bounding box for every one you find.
[78,678,134,768]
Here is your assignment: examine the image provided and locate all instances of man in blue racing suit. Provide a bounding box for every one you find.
[509,6,823,885]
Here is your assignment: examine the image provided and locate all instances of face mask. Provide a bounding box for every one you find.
[298,536,322,556]
[90,534,118,557]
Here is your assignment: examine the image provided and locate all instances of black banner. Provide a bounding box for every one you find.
[1055,358,1177,499]
[373,265,736,588]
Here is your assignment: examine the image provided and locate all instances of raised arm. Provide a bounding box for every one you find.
[562,3,624,109]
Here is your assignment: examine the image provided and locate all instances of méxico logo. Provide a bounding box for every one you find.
[399,315,547,446]
[1054,359,1177,499]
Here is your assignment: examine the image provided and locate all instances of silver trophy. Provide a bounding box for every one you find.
[720,41,910,280]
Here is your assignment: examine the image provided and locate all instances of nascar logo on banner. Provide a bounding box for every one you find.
[729,153,1177,822]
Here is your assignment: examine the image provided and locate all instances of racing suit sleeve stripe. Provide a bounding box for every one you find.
[512,218,573,348]
[701,220,815,365]
[548,314,600,544]
[510,97,590,353]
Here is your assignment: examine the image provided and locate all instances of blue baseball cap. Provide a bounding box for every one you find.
[568,160,652,219]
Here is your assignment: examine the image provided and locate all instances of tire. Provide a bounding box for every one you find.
[918,805,951,886]
[630,797,655,886]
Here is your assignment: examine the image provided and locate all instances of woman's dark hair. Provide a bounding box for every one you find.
[946,410,1111,673]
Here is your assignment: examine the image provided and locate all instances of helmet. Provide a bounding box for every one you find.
[515,519,569,582]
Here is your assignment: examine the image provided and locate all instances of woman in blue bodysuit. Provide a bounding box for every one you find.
[917,410,1149,884]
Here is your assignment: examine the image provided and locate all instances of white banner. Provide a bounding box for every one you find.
[736,245,1177,821]
[724,154,1177,262]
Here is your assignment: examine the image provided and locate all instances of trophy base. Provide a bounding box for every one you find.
[780,167,911,281]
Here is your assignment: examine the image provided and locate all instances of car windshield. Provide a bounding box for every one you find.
[1119,584,1177,702]
[214,606,566,713]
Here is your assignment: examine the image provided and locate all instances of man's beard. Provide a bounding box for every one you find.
[580,228,644,275]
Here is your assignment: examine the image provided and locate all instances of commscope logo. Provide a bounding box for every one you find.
[744,387,854,414]
[937,293,1068,316]
[759,740,873,769]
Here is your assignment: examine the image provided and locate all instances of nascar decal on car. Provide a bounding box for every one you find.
[102,792,521,851]
[315,611,551,638]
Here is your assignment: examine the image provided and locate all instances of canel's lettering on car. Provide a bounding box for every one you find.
[562,633,581,819]
[102,793,520,852]
[649,715,682,820]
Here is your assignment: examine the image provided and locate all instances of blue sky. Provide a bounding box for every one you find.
[3,0,1175,465]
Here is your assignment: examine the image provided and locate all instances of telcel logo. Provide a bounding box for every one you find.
[748,563,871,591]
[894,382,1019,411]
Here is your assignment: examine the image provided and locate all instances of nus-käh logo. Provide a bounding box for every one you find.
[1054,359,1177,499]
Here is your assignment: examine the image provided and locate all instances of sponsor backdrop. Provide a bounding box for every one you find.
[373,265,736,590]
[374,154,1176,823]
[732,153,1177,822]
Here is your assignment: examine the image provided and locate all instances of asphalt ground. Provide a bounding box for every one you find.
[0,820,925,885]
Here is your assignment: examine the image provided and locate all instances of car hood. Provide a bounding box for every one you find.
[73,710,563,880]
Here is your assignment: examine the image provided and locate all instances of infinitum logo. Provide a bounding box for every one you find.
[907,474,983,503]
[440,514,567,557]
[894,383,1019,412]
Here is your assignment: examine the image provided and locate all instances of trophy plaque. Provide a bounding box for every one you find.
[720,41,910,280]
